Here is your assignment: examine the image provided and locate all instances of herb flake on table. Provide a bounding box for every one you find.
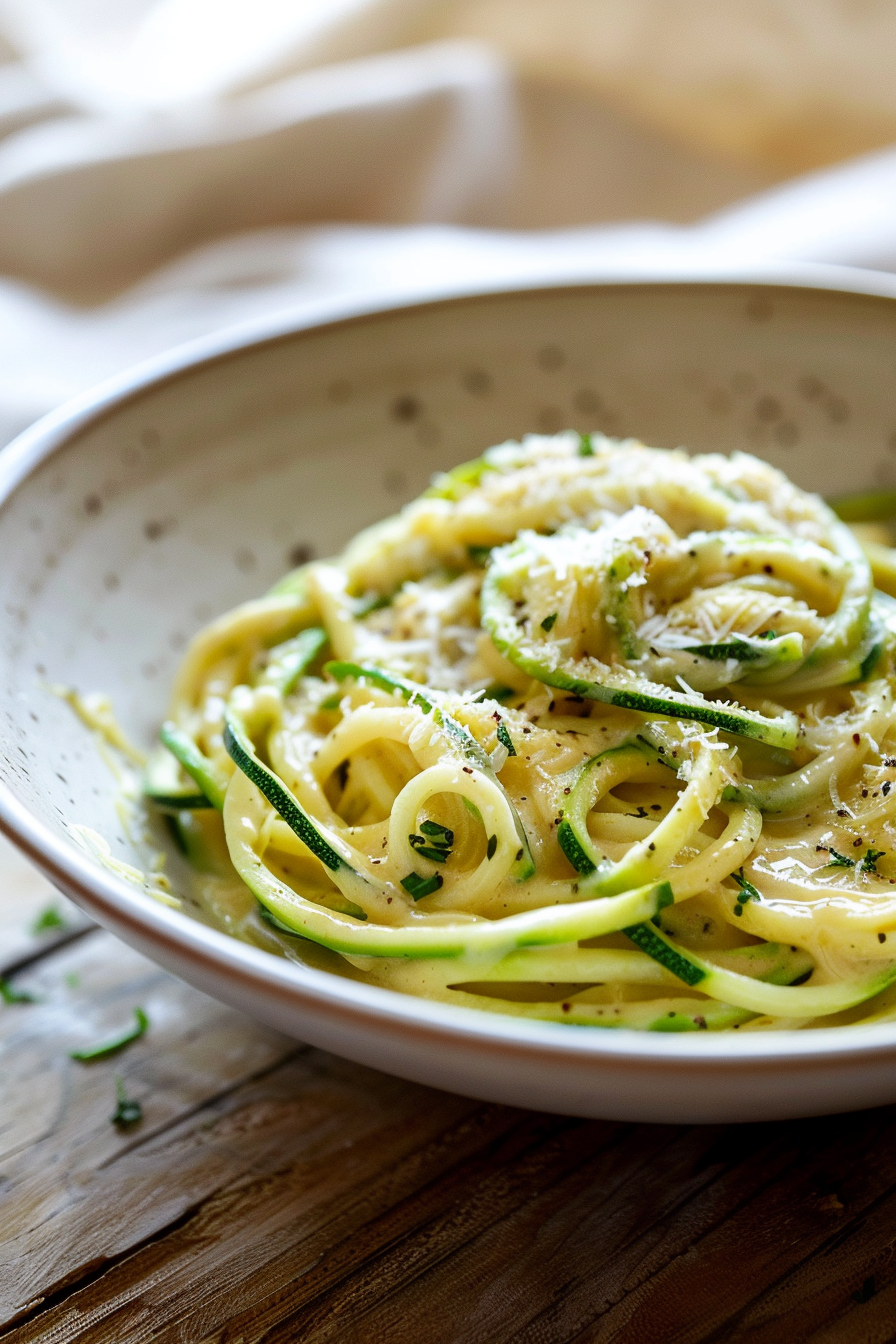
[110,1077,143,1129]
[0,977,37,1005]
[70,1007,149,1061]
[30,903,68,935]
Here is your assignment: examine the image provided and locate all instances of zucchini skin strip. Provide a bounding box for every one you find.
[426,940,812,988]
[623,919,896,1017]
[481,540,799,749]
[431,988,757,1031]
[557,736,726,897]
[224,708,369,880]
[223,760,673,958]
[142,742,212,811]
[324,660,536,881]
[156,722,230,811]
[146,622,324,813]
[171,593,316,716]
[259,626,327,695]
[725,680,894,814]
[831,489,896,523]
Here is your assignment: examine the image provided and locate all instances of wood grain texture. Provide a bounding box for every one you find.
[3,914,896,1340]
[0,833,90,975]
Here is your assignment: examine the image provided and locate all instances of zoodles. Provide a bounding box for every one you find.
[142,432,896,1032]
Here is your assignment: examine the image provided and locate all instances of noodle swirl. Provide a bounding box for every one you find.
[144,432,896,1032]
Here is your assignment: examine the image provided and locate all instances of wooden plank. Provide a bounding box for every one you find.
[4,909,896,1341]
[267,1110,896,1344]
[707,1178,896,1342]
[0,833,91,973]
[0,930,298,1324]
[0,931,509,1340]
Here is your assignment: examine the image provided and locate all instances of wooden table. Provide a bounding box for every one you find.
[2,834,895,1344]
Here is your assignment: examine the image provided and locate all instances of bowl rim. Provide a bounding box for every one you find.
[6,257,896,1073]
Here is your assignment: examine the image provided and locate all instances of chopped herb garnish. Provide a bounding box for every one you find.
[408,837,451,863]
[0,977,37,1005]
[486,834,498,860]
[31,904,67,935]
[732,868,761,917]
[467,545,493,566]
[420,820,454,846]
[825,848,855,869]
[111,1077,143,1129]
[578,433,595,457]
[862,848,886,874]
[734,868,761,901]
[496,720,517,756]
[401,872,444,901]
[70,1007,149,1062]
[484,684,515,702]
[540,612,558,632]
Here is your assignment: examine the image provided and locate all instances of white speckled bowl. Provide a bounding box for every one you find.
[5,265,896,1124]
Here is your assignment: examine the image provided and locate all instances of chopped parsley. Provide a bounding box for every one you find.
[540,612,558,633]
[401,872,443,901]
[70,1007,149,1062]
[862,848,886,874]
[410,821,453,864]
[732,868,761,917]
[823,846,886,875]
[496,720,517,756]
[31,904,68,935]
[409,839,451,863]
[420,820,454,846]
[111,1077,143,1129]
[577,433,595,457]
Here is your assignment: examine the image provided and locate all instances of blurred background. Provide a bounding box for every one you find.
[0,0,892,451]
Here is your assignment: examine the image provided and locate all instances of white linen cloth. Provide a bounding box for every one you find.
[0,0,893,445]
[4,0,896,931]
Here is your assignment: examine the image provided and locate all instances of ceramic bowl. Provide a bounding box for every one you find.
[5,265,896,1124]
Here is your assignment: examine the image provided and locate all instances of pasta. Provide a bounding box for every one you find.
[146,431,896,1032]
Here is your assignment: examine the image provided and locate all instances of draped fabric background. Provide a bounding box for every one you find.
[4,0,896,933]
[0,0,892,446]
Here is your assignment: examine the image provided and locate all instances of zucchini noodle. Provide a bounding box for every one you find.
[143,431,896,1032]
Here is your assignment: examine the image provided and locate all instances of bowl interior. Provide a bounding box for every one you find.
[3,279,896,912]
